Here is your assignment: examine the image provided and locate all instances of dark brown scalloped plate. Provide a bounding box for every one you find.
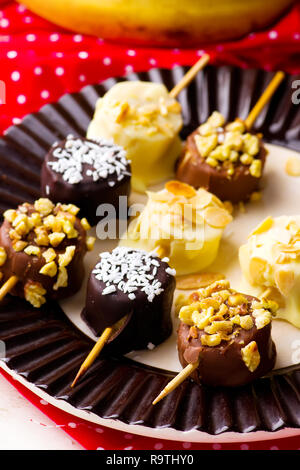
[0,66,300,439]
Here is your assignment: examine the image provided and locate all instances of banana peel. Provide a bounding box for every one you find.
[18,0,294,47]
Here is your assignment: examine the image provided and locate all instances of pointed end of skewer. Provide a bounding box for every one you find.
[152,391,165,406]
[71,367,85,388]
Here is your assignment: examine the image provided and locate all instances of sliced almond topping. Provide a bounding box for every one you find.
[249,257,268,285]
[176,272,225,290]
[285,157,300,177]
[249,216,273,236]
[165,180,196,199]
[204,206,232,228]
[274,268,295,296]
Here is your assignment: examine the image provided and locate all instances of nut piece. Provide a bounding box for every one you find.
[81,218,91,231]
[39,261,58,277]
[207,111,225,128]
[0,247,7,266]
[34,198,54,216]
[86,236,96,252]
[42,248,57,263]
[49,232,65,247]
[58,246,75,267]
[165,180,197,199]
[176,272,225,290]
[53,266,68,290]
[204,206,232,228]
[239,315,254,330]
[3,209,17,223]
[250,216,274,236]
[34,226,49,246]
[12,240,28,252]
[195,134,218,158]
[201,333,222,347]
[24,281,47,308]
[252,308,272,329]
[241,341,260,372]
[249,159,262,178]
[24,245,41,256]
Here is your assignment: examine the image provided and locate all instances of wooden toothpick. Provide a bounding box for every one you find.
[169,54,210,99]
[152,360,200,405]
[245,71,285,130]
[0,275,18,302]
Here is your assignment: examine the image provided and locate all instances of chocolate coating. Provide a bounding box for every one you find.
[177,295,276,387]
[81,251,175,356]
[41,137,131,226]
[0,205,87,301]
[176,130,267,203]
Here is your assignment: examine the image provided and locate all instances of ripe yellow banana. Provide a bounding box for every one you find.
[19,0,294,47]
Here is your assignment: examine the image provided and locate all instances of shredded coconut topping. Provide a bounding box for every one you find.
[93,247,175,302]
[48,135,130,185]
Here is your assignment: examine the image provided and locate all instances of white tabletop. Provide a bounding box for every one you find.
[0,374,83,450]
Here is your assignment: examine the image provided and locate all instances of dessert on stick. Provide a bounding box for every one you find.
[176,71,285,203]
[87,55,210,192]
[41,135,131,225]
[0,198,95,307]
[153,280,277,404]
[72,247,176,386]
[239,215,300,329]
[119,181,232,276]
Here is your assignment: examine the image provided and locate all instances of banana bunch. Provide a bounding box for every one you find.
[19,0,294,47]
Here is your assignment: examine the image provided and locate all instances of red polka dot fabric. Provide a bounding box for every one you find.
[0,0,300,450]
[0,1,300,133]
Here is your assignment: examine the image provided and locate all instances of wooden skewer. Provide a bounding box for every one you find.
[71,326,113,388]
[169,54,210,99]
[245,71,285,130]
[0,275,18,302]
[152,360,200,405]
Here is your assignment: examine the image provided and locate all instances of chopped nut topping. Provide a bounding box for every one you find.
[12,240,28,252]
[39,261,58,277]
[58,246,75,267]
[81,218,91,231]
[53,266,68,290]
[201,333,222,347]
[187,112,262,177]
[34,198,54,216]
[34,226,49,246]
[3,209,17,223]
[42,248,57,263]
[179,280,273,347]
[249,159,262,178]
[86,236,96,252]
[24,281,47,308]
[241,341,260,372]
[0,247,7,266]
[24,245,41,256]
[48,232,65,247]
[62,220,78,239]
[252,309,272,329]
